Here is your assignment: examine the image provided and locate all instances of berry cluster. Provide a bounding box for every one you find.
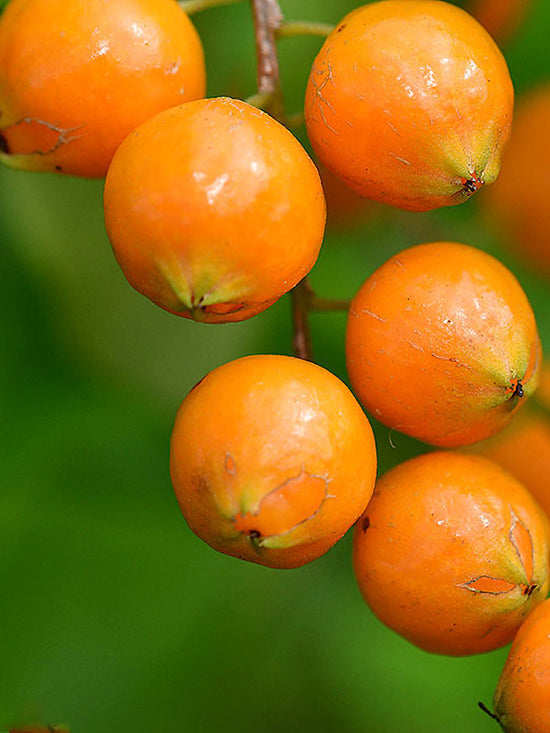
[1,0,548,731]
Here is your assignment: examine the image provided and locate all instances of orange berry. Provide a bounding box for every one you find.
[493,598,550,732]
[104,98,326,323]
[170,355,377,568]
[304,0,513,211]
[353,452,550,656]
[482,84,550,277]
[345,242,541,447]
[0,0,205,177]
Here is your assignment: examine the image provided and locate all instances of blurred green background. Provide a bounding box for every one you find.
[0,0,549,730]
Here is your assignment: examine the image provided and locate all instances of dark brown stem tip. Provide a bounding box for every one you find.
[478,701,499,723]
[513,380,524,398]
[461,172,484,195]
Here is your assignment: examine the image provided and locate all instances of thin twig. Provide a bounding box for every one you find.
[477,701,500,723]
[250,0,324,361]
[291,280,313,361]
[244,91,273,110]
[310,296,350,312]
[251,0,283,94]
[250,0,286,121]
[179,0,243,14]
[277,20,334,39]
[285,111,305,129]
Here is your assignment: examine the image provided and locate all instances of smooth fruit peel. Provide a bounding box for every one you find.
[345,242,541,446]
[0,0,206,176]
[305,0,514,211]
[353,452,550,656]
[170,355,377,568]
[104,98,326,323]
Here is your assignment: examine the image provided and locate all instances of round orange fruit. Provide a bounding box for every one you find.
[170,355,377,568]
[345,241,541,447]
[353,452,550,656]
[104,98,326,323]
[493,598,550,731]
[305,0,513,211]
[0,0,206,177]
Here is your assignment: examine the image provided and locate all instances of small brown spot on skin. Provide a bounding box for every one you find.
[362,516,370,532]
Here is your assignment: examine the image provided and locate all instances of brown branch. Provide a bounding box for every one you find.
[250,0,319,362]
[310,296,350,312]
[251,0,283,94]
[290,280,313,361]
[277,20,334,38]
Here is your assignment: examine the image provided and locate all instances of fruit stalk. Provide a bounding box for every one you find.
[178,0,244,14]
[276,21,334,39]
[251,0,315,359]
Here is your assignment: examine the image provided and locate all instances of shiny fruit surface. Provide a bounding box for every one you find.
[0,0,206,177]
[345,241,541,447]
[104,97,326,323]
[494,598,550,732]
[305,0,513,211]
[170,355,377,568]
[353,452,550,656]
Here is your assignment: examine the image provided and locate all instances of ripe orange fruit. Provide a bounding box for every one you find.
[482,83,550,277]
[345,241,541,447]
[353,452,550,656]
[0,0,205,177]
[493,598,550,731]
[104,98,326,323]
[305,0,513,212]
[170,355,377,568]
